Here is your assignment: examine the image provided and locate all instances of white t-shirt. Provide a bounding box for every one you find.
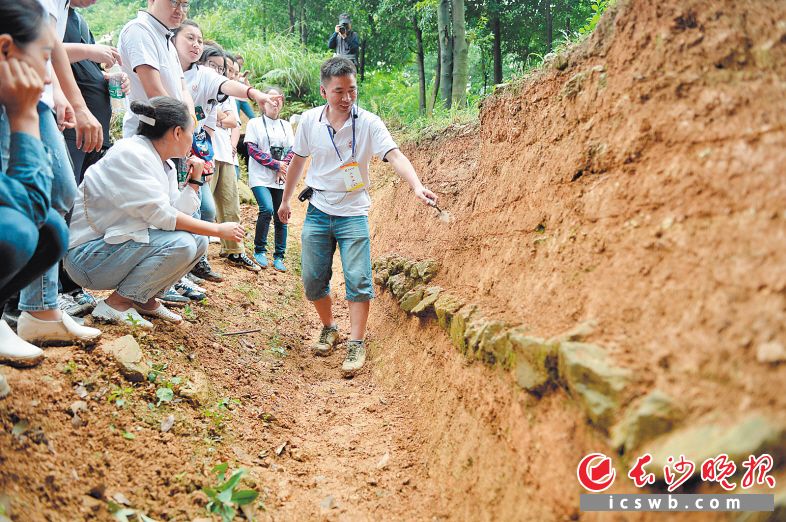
[183,64,227,132]
[245,115,294,189]
[118,11,185,137]
[38,0,70,108]
[212,98,239,164]
[292,105,398,217]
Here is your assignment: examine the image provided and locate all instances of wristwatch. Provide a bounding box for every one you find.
[187,178,204,186]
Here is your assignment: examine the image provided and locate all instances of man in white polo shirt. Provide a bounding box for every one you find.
[278,57,437,378]
[118,0,194,138]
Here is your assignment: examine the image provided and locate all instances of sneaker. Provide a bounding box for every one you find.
[312,325,339,356]
[185,272,206,286]
[273,258,286,272]
[253,252,269,269]
[191,257,223,282]
[17,311,102,346]
[160,287,190,306]
[175,278,206,300]
[0,320,44,367]
[227,253,261,272]
[91,300,153,329]
[2,306,20,329]
[134,303,182,324]
[341,340,367,378]
[57,290,96,317]
[0,373,10,398]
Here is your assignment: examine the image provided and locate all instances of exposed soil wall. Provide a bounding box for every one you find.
[366,0,786,517]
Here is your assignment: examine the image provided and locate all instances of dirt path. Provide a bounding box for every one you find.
[0,203,436,521]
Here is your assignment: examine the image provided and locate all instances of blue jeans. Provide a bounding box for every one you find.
[251,185,287,259]
[0,208,68,308]
[1,108,77,311]
[301,203,373,303]
[64,231,207,303]
[199,182,216,223]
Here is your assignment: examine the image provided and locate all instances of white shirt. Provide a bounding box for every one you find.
[292,104,398,217]
[37,0,70,108]
[118,11,185,137]
[183,64,227,132]
[212,97,239,164]
[68,135,201,248]
[245,115,294,189]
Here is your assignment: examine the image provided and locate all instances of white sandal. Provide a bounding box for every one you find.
[134,303,182,324]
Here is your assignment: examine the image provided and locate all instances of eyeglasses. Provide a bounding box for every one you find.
[168,0,190,12]
[207,61,225,74]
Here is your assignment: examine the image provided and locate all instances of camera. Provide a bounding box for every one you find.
[270,146,286,161]
[339,22,348,34]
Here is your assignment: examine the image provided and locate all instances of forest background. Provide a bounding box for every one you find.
[83,0,610,139]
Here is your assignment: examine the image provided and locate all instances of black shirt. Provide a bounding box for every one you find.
[62,8,112,146]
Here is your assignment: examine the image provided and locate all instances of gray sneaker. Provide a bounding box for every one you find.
[342,340,366,378]
[313,325,339,356]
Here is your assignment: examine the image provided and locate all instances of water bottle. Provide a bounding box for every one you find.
[108,63,125,113]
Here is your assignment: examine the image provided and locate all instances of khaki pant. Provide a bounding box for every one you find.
[209,160,244,255]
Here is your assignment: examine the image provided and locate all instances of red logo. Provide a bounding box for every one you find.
[577,453,616,492]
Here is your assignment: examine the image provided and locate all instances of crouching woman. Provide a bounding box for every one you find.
[65,97,245,328]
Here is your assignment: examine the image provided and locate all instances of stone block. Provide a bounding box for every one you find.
[558,342,630,432]
[413,260,440,283]
[509,330,557,394]
[643,415,786,479]
[101,335,151,383]
[387,273,413,299]
[434,293,464,331]
[373,269,390,287]
[410,286,442,316]
[399,286,425,313]
[474,320,509,364]
[611,390,684,454]
[449,305,477,354]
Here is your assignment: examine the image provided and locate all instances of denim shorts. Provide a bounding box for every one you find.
[301,203,374,303]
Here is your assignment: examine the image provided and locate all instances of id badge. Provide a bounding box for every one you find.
[194,105,206,121]
[340,161,365,192]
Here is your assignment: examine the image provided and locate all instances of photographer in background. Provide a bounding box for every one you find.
[327,14,359,68]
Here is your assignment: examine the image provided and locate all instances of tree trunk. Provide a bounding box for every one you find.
[360,38,366,81]
[437,0,453,109]
[299,0,307,45]
[288,0,295,34]
[545,0,553,52]
[491,13,502,85]
[413,16,426,115]
[428,41,441,116]
[451,0,469,108]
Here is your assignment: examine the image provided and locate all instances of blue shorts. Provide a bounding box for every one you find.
[301,203,374,303]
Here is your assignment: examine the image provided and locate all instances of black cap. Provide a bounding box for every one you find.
[339,13,351,24]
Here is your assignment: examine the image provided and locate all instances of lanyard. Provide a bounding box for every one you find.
[326,107,356,163]
[262,115,286,146]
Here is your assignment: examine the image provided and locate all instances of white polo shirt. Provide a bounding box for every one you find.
[38,0,70,108]
[212,97,239,164]
[245,115,294,189]
[183,64,227,132]
[118,11,185,137]
[292,104,397,217]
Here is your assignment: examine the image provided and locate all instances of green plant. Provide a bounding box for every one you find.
[202,398,241,432]
[202,463,258,522]
[183,304,196,321]
[107,386,134,408]
[61,360,77,374]
[579,0,611,35]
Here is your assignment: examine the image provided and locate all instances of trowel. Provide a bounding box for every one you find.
[428,198,452,223]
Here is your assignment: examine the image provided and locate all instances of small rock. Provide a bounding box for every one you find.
[547,319,598,344]
[611,390,684,454]
[387,273,413,299]
[377,451,390,469]
[69,401,88,416]
[410,286,442,316]
[399,286,425,313]
[434,292,465,331]
[179,371,210,405]
[87,483,106,500]
[320,495,336,510]
[373,269,391,287]
[160,415,175,433]
[756,341,786,364]
[74,384,88,399]
[367,477,378,486]
[71,414,85,428]
[275,441,288,456]
[449,305,478,353]
[111,492,131,506]
[101,335,151,383]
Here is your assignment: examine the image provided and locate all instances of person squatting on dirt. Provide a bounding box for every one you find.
[0,0,71,377]
[278,57,437,377]
[245,87,295,272]
[64,97,245,329]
